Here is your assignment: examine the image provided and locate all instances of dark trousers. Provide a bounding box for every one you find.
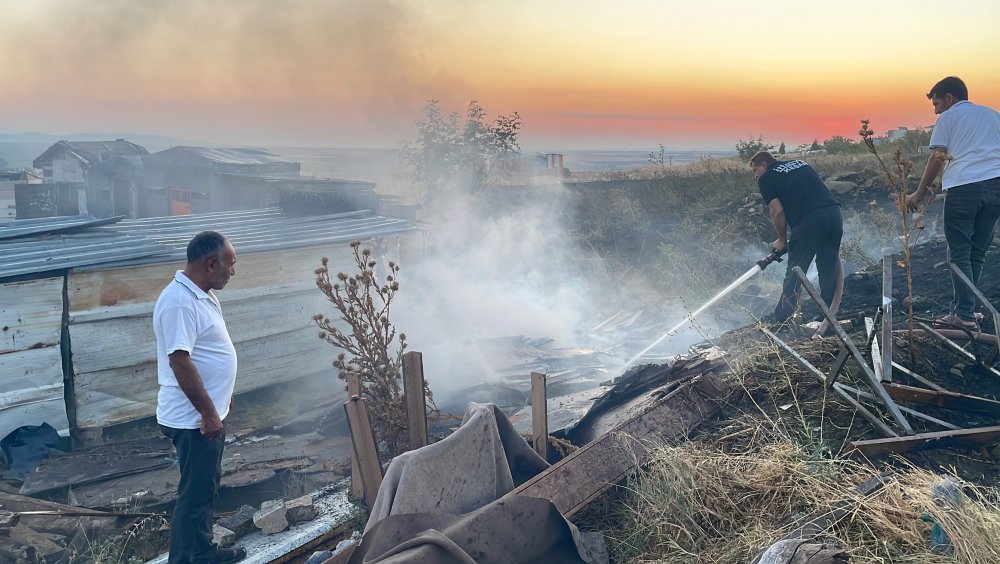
[161,425,226,564]
[776,205,844,321]
[944,177,1000,321]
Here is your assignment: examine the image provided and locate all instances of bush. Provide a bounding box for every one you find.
[735,135,775,161]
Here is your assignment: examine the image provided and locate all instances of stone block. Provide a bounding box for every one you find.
[286,495,318,523]
[253,499,288,535]
[212,524,236,548]
[218,504,258,538]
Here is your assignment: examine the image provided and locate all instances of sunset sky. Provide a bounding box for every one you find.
[1,0,999,151]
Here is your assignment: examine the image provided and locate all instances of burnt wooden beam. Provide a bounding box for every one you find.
[882,382,1000,416]
[851,425,1000,457]
[792,267,913,434]
[503,373,725,517]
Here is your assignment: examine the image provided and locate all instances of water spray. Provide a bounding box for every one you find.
[620,247,787,371]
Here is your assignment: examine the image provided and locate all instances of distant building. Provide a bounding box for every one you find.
[141,146,390,217]
[887,127,909,141]
[501,152,565,180]
[21,139,149,218]
[0,171,41,221]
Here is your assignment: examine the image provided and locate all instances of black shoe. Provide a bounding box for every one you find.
[214,547,247,564]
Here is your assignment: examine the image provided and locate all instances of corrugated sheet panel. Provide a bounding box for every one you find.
[0,215,125,240]
[0,230,172,281]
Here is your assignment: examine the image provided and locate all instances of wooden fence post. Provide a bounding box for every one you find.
[345,396,383,508]
[532,372,548,461]
[402,351,428,451]
[347,373,363,500]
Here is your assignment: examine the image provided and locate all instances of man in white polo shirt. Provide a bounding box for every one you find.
[154,231,243,564]
[906,76,1000,331]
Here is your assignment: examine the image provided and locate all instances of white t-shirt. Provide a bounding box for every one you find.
[154,271,237,429]
[929,100,1000,190]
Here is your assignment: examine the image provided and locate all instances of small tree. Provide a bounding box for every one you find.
[778,142,786,155]
[313,241,433,455]
[860,119,933,364]
[649,143,667,169]
[403,100,522,198]
[810,139,822,152]
[735,135,775,161]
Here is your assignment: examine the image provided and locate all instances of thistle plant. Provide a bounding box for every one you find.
[859,119,931,361]
[314,240,433,455]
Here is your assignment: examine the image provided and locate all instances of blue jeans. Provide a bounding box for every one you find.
[161,425,226,564]
[943,176,1000,321]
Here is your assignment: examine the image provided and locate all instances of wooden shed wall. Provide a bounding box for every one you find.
[68,245,355,431]
[0,277,70,436]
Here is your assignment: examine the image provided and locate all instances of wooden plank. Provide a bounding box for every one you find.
[402,351,428,451]
[19,437,174,496]
[825,347,850,389]
[882,382,1000,416]
[531,372,548,461]
[792,267,913,434]
[345,397,382,508]
[851,425,1000,457]
[0,492,120,536]
[0,277,63,354]
[504,373,724,517]
[0,346,69,435]
[347,373,363,500]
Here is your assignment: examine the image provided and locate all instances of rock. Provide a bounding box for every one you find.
[825,180,858,195]
[212,524,236,548]
[218,504,257,538]
[305,550,333,564]
[253,499,289,535]
[286,495,318,523]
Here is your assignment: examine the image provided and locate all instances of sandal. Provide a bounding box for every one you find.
[214,547,247,564]
[932,313,979,332]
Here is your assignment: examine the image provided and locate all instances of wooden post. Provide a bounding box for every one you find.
[402,351,428,451]
[344,397,383,508]
[347,374,363,500]
[531,372,548,461]
[882,257,893,382]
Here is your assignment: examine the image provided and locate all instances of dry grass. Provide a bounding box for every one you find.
[609,432,1000,563]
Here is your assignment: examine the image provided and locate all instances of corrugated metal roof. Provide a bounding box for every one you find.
[152,146,294,166]
[0,230,172,280]
[0,215,126,241]
[0,209,417,281]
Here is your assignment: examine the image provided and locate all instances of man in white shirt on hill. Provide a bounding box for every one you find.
[906,76,1000,331]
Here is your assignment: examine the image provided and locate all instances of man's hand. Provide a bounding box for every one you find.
[905,191,925,213]
[200,411,224,440]
[771,239,787,252]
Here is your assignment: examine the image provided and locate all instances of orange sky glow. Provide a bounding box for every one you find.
[1,0,999,151]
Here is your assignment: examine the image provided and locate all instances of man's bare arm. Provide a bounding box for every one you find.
[906,148,947,212]
[168,350,224,439]
[768,198,788,251]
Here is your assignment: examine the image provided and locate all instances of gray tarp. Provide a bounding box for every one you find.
[348,403,607,563]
